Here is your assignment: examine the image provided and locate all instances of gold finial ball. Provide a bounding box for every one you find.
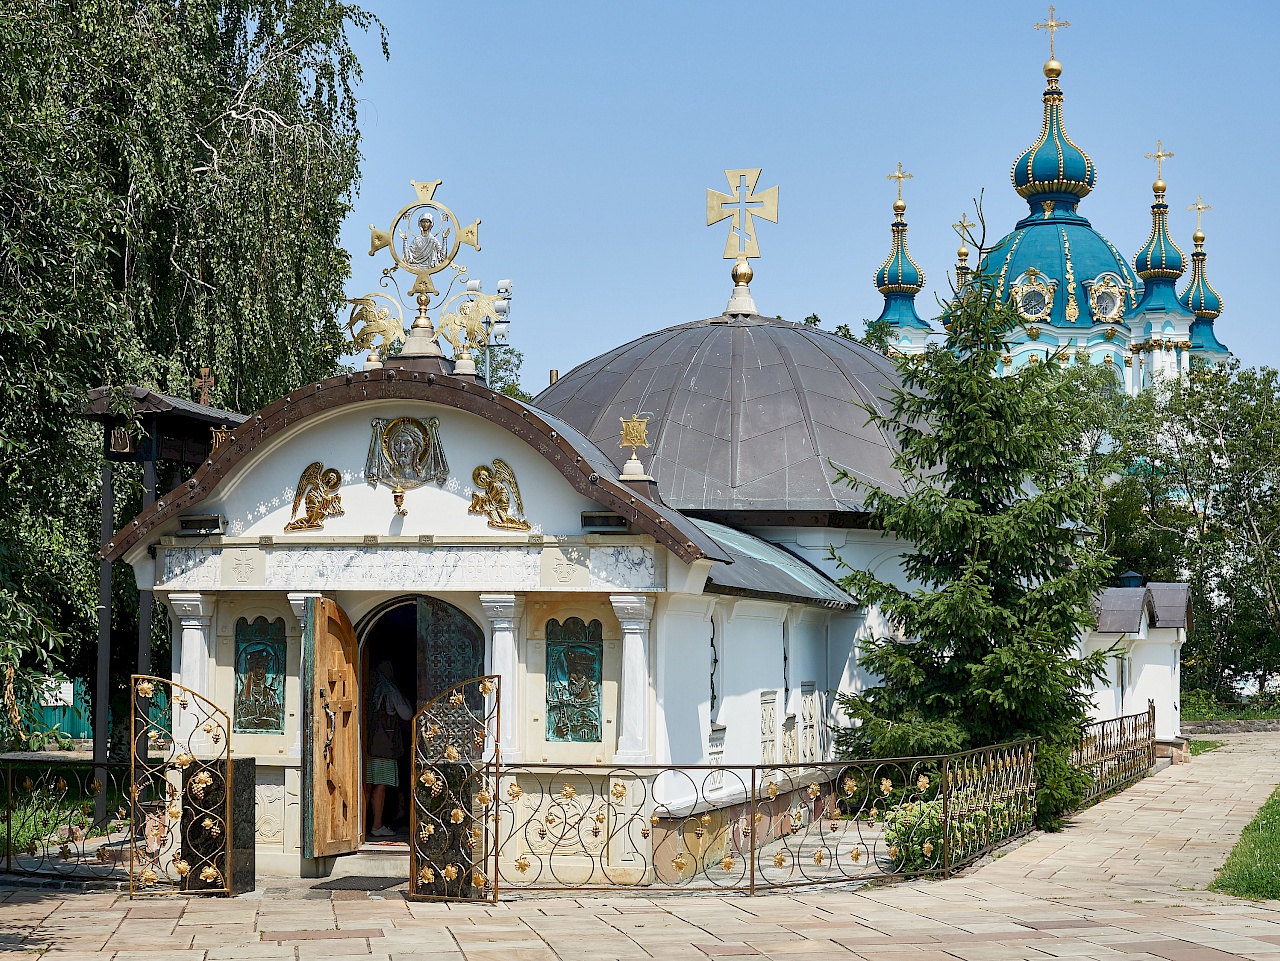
[1043,59,1062,79]
[1153,179,1167,195]
[893,198,906,215]
[1193,228,1206,244]
[731,260,754,286]
[957,243,970,260]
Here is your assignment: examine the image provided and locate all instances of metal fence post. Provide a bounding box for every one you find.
[1148,698,1156,768]
[5,761,11,874]
[940,754,950,877]
[748,767,756,896]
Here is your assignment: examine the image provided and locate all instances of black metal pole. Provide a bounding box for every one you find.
[136,421,156,676]
[94,458,113,824]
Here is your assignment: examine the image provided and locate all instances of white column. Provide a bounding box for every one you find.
[481,593,525,762]
[168,593,212,747]
[611,594,655,764]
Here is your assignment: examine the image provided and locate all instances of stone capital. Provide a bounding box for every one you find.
[287,592,322,626]
[480,593,525,626]
[609,594,654,627]
[168,592,211,625]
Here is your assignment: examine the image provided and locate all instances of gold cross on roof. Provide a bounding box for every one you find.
[1145,139,1174,180]
[886,162,913,202]
[1033,5,1070,60]
[1187,195,1212,231]
[706,168,779,260]
[953,213,977,243]
[193,367,215,406]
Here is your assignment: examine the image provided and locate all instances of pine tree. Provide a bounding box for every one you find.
[833,250,1112,828]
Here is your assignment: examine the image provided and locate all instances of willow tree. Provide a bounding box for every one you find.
[0,0,383,728]
[832,238,1112,828]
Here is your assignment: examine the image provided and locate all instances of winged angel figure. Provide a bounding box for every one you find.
[434,291,504,356]
[346,294,405,361]
[283,462,345,532]
[468,459,531,531]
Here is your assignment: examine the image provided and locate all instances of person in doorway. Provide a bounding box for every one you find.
[365,660,411,838]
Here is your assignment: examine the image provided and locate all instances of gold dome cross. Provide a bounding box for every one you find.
[707,168,779,260]
[886,162,913,202]
[1145,140,1174,181]
[1033,5,1070,60]
[1187,195,1212,232]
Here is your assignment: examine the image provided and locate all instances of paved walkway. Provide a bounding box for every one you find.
[4,733,1280,961]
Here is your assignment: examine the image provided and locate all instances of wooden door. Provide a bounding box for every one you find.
[302,597,361,859]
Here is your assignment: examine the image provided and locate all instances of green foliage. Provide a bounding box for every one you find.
[831,247,1111,829]
[1188,739,1225,756]
[486,345,532,403]
[1101,362,1280,696]
[1210,783,1280,900]
[832,318,892,354]
[881,793,1026,872]
[0,0,383,739]
[1181,689,1280,722]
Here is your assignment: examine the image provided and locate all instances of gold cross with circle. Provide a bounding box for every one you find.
[886,162,913,202]
[1033,5,1070,60]
[953,213,977,244]
[1145,140,1174,180]
[1186,195,1212,231]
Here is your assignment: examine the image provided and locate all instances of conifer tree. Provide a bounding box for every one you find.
[833,236,1111,828]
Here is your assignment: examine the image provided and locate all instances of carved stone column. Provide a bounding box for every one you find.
[481,594,525,762]
[168,593,212,746]
[611,594,655,764]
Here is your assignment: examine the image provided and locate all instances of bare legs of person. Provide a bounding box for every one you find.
[368,783,387,834]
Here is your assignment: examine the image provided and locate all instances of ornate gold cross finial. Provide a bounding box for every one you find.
[193,367,215,406]
[1187,195,1212,231]
[707,168,779,261]
[953,213,977,244]
[619,415,650,455]
[1033,5,1070,60]
[886,162,913,202]
[1145,140,1174,181]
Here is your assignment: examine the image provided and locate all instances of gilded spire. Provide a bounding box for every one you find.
[1179,200,1222,320]
[1134,142,1185,281]
[874,168,928,332]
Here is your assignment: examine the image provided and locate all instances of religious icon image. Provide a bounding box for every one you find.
[365,416,449,490]
[402,206,451,272]
[283,461,345,532]
[545,618,603,743]
[468,458,531,531]
[233,617,286,734]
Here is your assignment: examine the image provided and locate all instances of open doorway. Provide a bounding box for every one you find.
[358,596,487,851]
[361,601,415,847]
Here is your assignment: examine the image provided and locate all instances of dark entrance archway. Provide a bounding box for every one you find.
[357,596,486,843]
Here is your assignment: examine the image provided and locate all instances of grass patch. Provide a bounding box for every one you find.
[1189,739,1226,756]
[1210,783,1280,900]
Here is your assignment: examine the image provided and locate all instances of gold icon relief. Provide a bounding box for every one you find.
[469,458,531,531]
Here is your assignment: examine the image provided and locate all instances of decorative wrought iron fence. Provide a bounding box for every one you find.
[1,758,132,883]
[1071,701,1156,806]
[488,740,1037,894]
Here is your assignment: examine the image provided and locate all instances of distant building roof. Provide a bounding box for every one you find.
[84,385,246,426]
[695,519,853,610]
[1094,582,1191,634]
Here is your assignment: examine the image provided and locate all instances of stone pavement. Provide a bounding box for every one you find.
[4,732,1279,961]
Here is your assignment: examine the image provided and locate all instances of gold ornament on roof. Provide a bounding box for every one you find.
[210,425,231,450]
[369,180,480,300]
[1033,5,1070,68]
[346,293,406,362]
[620,414,650,454]
[886,162,913,204]
[1187,195,1212,235]
[708,168,778,313]
[1145,140,1174,192]
[192,367,215,407]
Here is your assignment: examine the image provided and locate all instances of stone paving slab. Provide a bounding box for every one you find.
[3,733,1279,960]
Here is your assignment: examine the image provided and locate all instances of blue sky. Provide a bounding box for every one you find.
[339,1,1275,392]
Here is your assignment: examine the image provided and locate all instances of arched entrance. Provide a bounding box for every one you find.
[357,596,485,843]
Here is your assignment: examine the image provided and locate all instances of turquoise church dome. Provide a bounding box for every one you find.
[873,195,930,331]
[980,60,1140,330]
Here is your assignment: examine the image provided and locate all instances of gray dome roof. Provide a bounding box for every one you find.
[531,314,908,516]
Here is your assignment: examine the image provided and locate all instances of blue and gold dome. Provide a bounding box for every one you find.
[1011,60,1097,202]
[874,195,930,331]
[1179,228,1222,318]
[980,60,1138,330]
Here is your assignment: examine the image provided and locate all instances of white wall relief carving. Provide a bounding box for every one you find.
[589,546,656,590]
[161,548,222,589]
[264,546,540,590]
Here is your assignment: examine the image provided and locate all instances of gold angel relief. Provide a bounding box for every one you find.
[284,461,345,532]
[468,458,531,531]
